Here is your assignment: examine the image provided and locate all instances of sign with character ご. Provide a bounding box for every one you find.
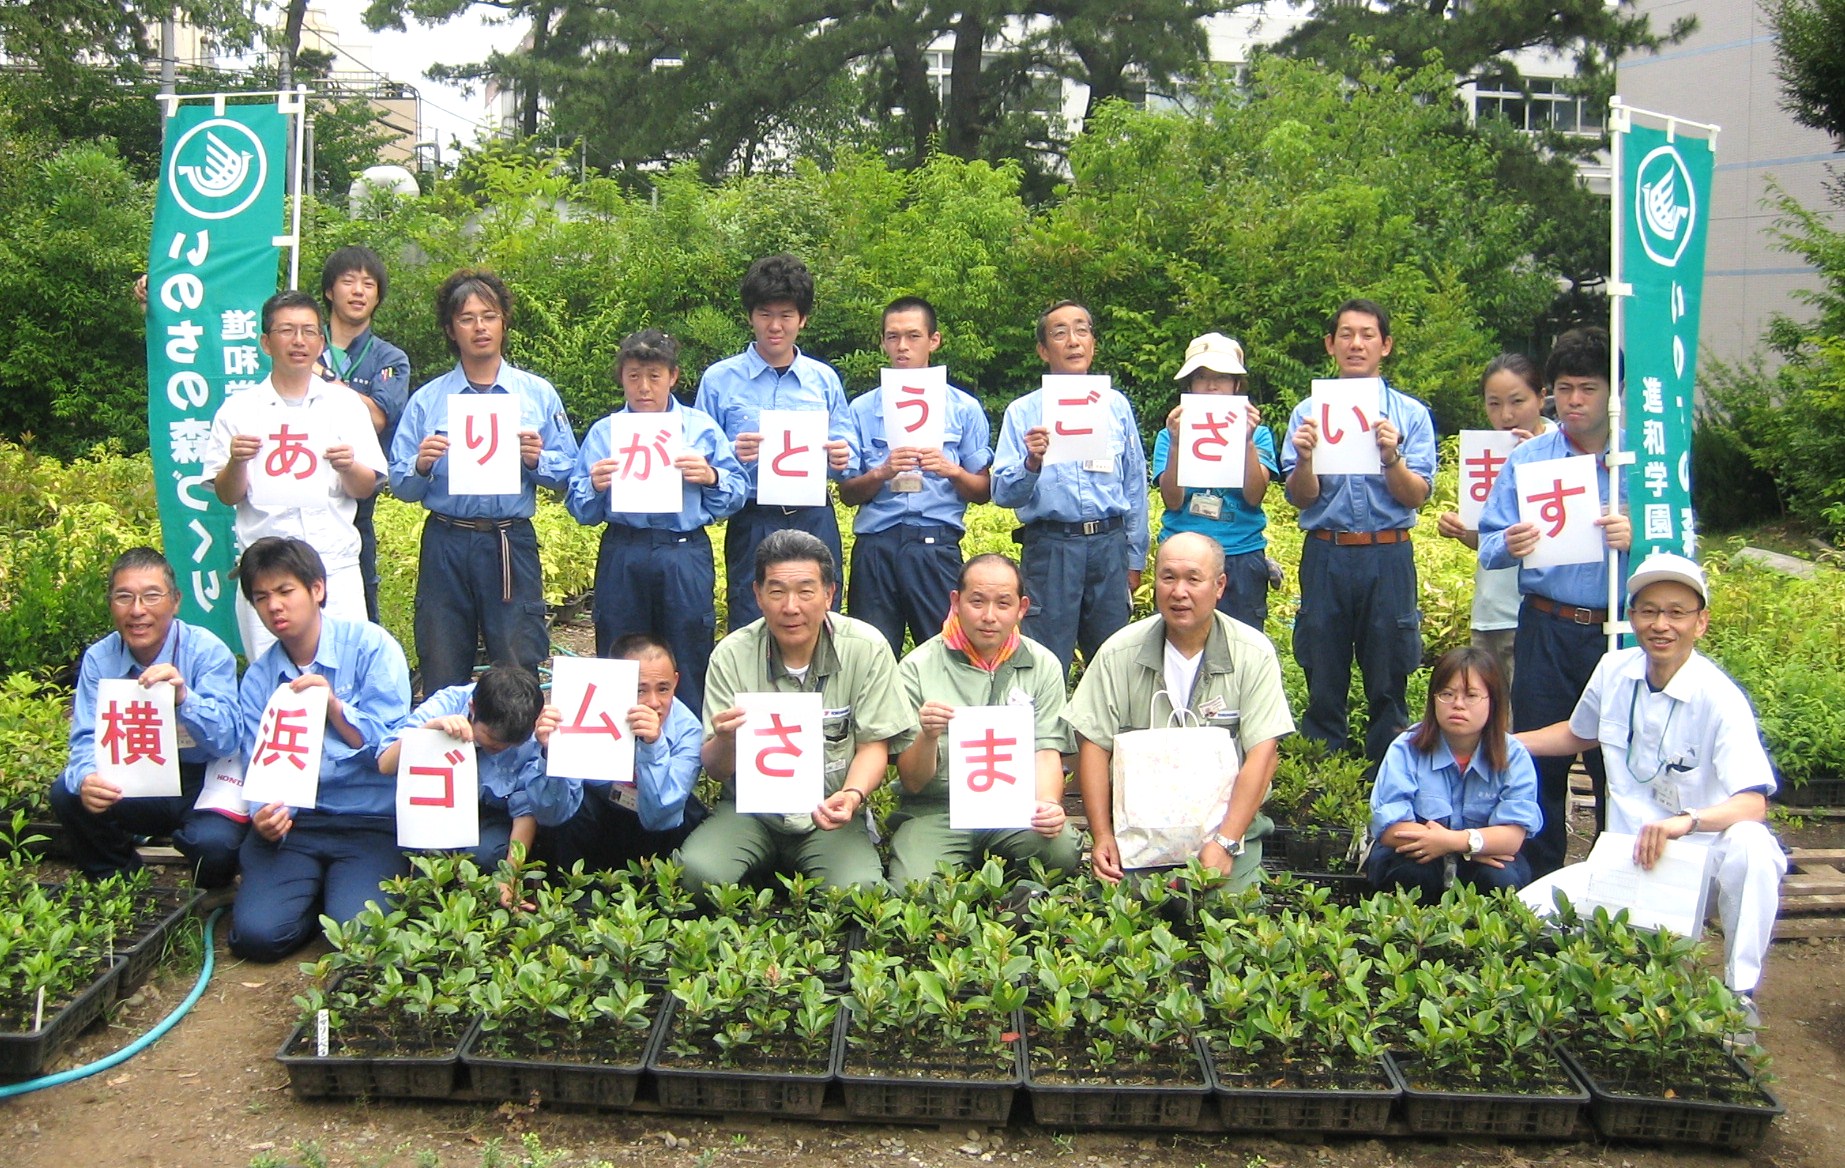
[394,727,481,849]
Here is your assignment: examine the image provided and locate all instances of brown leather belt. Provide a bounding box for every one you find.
[1309,528,1411,546]
[1528,595,1608,625]
[430,513,524,603]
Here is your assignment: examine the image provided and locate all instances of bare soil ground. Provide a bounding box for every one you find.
[6,796,1842,1167]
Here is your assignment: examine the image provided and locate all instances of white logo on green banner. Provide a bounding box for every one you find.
[1621,121,1713,565]
[146,101,290,647]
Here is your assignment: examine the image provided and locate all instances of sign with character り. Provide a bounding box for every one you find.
[948,704,1037,831]
[446,395,523,496]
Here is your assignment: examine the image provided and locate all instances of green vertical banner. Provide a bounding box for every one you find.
[146,101,289,645]
[1620,121,1714,562]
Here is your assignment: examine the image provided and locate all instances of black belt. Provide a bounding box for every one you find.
[1018,516,1125,538]
[863,523,962,541]
[600,525,708,545]
[740,502,827,518]
[429,513,527,603]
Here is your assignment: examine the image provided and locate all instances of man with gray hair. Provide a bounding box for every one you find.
[676,529,916,892]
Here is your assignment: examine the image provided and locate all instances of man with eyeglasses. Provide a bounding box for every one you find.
[50,548,247,887]
[317,246,412,623]
[991,301,1149,675]
[391,268,580,692]
[1520,553,1784,1004]
[204,290,388,660]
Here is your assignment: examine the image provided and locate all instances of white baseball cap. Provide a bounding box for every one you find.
[1175,332,1247,380]
[1626,552,1707,605]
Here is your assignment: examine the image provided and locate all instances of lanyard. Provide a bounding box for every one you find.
[325,333,376,382]
[1623,679,1678,787]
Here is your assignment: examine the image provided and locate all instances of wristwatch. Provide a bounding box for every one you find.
[1211,831,1246,857]
[1465,829,1485,859]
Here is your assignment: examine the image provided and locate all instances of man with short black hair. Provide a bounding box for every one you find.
[695,254,854,630]
[228,537,412,962]
[390,269,580,692]
[1279,298,1437,761]
[318,244,412,623]
[839,296,993,655]
[51,548,246,887]
[205,289,387,661]
[676,530,915,892]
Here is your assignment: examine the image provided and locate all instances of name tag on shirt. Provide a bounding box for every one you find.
[892,471,923,493]
[1651,775,1684,815]
[1188,493,1223,520]
[1082,458,1113,474]
[610,780,640,813]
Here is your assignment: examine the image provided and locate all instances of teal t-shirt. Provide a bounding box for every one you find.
[1150,424,1279,554]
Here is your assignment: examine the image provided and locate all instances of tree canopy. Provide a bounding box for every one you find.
[1768,0,1845,146]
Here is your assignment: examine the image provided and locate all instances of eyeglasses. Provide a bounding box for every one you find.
[268,325,323,340]
[1046,326,1093,342]
[1630,604,1701,624]
[1433,689,1489,707]
[110,589,172,609]
[453,312,503,329]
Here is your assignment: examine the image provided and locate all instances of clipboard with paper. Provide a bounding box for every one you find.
[1110,691,1242,870]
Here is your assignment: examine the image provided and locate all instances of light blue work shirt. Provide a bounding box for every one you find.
[1476,427,1627,609]
[238,617,411,819]
[382,683,582,827]
[1278,380,1437,532]
[990,384,1151,571]
[1150,424,1279,554]
[692,344,855,491]
[848,381,993,533]
[566,400,748,532]
[1368,728,1544,839]
[628,696,703,833]
[62,620,241,794]
[388,361,579,520]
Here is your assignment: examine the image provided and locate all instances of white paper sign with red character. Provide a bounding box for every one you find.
[93,677,181,798]
[246,420,334,510]
[734,692,825,815]
[948,704,1037,831]
[446,395,523,496]
[546,656,639,783]
[394,727,482,849]
[241,684,329,807]
[194,755,250,821]
[756,409,829,507]
[605,413,685,514]
[1515,454,1603,570]
[1308,378,1383,477]
[1177,393,1249,489]
[1458,430,1520,530]
[879,366,947,451]
[1040,374,1114,465]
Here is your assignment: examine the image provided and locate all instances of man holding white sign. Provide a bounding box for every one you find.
[204,290,386,661]
[51,549,246,887]
[228,538,412,963]
[1478,327,1633,877]
[678,530,916,893]
[694,254,855,630]
[888,554,1077,884]
[389,269,580,692]
[1519,554,1783,1002]
[991,301,1150,676]
[378,666,575,871]
[1065,534,1295,888]
[1154,332,1278,633]
[1279,299,1437,762]
[569,329,746,713]
[839,297,993,656]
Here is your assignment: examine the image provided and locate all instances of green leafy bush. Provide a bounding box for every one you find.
[0,675,70,816]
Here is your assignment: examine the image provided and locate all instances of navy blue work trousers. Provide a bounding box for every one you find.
[1511,597,1609,878]
[49,761,246,888]
[723,503,843,631]
[229,815,409,962]
[593,525,717,715]
[846,524,963,657]
[414,515,549,694]
[1018,526,1131,676]
[1292,536,1421,762]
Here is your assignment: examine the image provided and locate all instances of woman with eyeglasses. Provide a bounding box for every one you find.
[1365,645,1543,895]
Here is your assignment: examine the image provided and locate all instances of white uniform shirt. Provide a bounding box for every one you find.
[1568,648,1777,836]
[202,375,387,573]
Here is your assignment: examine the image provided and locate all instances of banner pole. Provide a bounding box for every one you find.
[1605,99,1630,652]
[284,86,307,290]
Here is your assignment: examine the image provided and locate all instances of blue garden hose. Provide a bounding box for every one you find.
[0,906,226,1099]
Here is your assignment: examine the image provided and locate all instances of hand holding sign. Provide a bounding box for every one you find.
[1457,430,1520,530]
[242,683,329,808]
[604,413,685,514]
[447,396,523,495]
[1308,379,1384,476]
[756,409,829,507]
[94,677,182,798]
[547,656,638,782]
[1515,454,1603,568]
[1041,375,1113,465]
[395,727,482,849]
[247,421,334,509]
[880,366,948,452]
[1177,394,1249,489]
[734,692,824,815]
[948,704,1037,830]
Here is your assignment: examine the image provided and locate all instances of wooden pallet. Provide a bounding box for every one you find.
[1776,848,1845,939]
